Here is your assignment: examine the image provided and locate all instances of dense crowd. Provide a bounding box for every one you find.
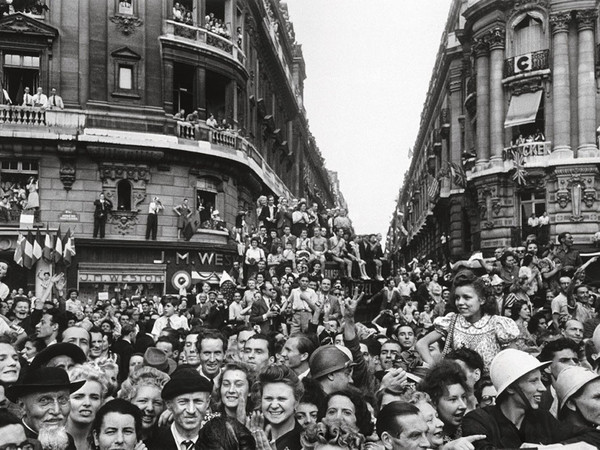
[2,205,600,449]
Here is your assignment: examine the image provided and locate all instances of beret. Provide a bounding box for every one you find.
[161,367,213,400]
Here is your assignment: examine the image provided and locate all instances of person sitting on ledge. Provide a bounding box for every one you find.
[206,113,217,128]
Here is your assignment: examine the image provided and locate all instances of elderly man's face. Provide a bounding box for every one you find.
[20,389,71,432]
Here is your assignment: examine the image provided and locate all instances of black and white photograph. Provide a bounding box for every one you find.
[0,1,600,449]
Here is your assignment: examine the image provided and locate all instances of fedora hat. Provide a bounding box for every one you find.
[143,347,177,375]
[30,342,87,371]
[6,367,85,402]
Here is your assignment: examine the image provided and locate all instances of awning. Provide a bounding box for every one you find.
[504,90,543,128]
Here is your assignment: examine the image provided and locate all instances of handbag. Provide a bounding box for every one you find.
[441,313,458,357]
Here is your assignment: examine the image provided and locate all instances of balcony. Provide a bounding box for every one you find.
[0,105,86,130]
[503,141,551,162]
[175,121,292,197]
[162,20,246,68]
[504,49,550,79]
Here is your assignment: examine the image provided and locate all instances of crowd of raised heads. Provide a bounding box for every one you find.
[3,219,600,449]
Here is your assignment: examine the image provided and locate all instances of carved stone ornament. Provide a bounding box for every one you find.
[550,12,572,34]
[0,12,58,39]
[576,10,598,31]
[487,27,506,50]
[511,0,549,13]
[99,162,149,213]
[554,166,599,220]
[57,143,78,191]
[472,37,489,58]
[110,14,143,36]
[108,209,139,235]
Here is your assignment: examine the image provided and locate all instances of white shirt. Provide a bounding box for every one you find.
[229,301,243,321]
[170,422,198,450]
[289,287,317,312]
[32,93,48,108]
[148,200,164,214]
[151,314,189,338]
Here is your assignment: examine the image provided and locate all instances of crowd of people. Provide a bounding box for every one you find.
[3,207,600,449]
[0,177,39,222]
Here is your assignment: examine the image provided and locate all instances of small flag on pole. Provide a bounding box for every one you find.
[53,226,63,264]
[32,228,43,263]
[23,231,34,269]
[63,228,76,266]
[13,233,24,267]
[43,225,53,262]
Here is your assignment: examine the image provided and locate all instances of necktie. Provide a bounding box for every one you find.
[182,440,194,450]
[52,95,56,106]
[167,317,173,329]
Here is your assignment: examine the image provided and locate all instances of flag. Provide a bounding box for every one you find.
[32,228,43,263]
[23,231,34,269]
[43,225,53,262]
[13,233,24,267]
[63,228,76,266]
[428,177,440,200]
[53,226,63,264]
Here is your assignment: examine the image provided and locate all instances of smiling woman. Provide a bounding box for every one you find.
[0,337,21,384]
[92,399,142,450]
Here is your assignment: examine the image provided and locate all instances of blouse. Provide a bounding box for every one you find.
[434,313,519,370]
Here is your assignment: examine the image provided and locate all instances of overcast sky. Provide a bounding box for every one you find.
[285,0,452,239]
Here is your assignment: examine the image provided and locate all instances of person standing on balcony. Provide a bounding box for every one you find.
[32,87,47,108]
[93,193,113,238]
[528,212,540,241]
[206,113,217,128]
[173,198,192,240]
[0,86,11,105]
[534,129,545,142]
[21,87,33,107]
[146,196,163,241]
[24,177,39,212]
[46,88,64,110]
[539,211,550,246]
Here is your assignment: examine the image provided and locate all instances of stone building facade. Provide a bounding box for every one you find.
[0,0,338,297]
[388,0,600,263]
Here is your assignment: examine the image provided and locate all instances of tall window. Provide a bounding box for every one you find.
[2,53,40,104]
[520,191,545,239]
[118,66,133,90]
[117,180,132,210]
[512,12,545,56]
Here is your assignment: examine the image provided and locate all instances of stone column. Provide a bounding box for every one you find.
[576,9,599,157]
[474,37,490,169]
[550,12,572,157]
[488,27,505,166]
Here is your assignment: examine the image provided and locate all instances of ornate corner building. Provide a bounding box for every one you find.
[0,0,339,296]
[387,0,600,263]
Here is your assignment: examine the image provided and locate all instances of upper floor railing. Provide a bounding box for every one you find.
[176,120,291,197]
[0,105,86,129]
[164,20,246,66]
[504,49,550,79]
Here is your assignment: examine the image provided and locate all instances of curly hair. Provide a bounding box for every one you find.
[301,418,365,450]
[117,366,171,401]
[449,269,497,316]
[252,364,304,408]
[418,359,470,406]
[197,416,256,450]
[68,363,110,398]
[211,361,255,414]
[325,388,374,437]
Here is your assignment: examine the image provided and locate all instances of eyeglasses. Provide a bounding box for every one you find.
[0,441,36,450]
[333,292,342,296]
[36,395,69,408]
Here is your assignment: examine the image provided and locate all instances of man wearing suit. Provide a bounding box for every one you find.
[249,281,277,334]
[93,193,112,238]
[147,368,213,450]
[258,195,277,231]
[112,324,136,381]
[46,87,64,110]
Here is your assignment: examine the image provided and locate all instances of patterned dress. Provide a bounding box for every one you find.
[434,313,519,371]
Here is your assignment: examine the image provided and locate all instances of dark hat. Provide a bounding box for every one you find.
[161,368,213,400]
[143,347,177,375]
[309,345,356,379]
[29,343,87,371]
[6,367,85,402]
[68,288,78,296]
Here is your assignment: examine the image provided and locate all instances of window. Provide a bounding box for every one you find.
[196,177,222,227]
[4,54,40,68]
[111,47,141,98]
[118,0,133,15]
[510,12,545,56]
[117,180,132,210]
[520,191,545,239]
[0,160,40,223]
[118,66,133,90]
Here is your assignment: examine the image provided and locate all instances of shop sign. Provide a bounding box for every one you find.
[79,272,165,283]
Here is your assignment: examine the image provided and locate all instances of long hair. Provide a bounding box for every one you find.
[447,269,497,316]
